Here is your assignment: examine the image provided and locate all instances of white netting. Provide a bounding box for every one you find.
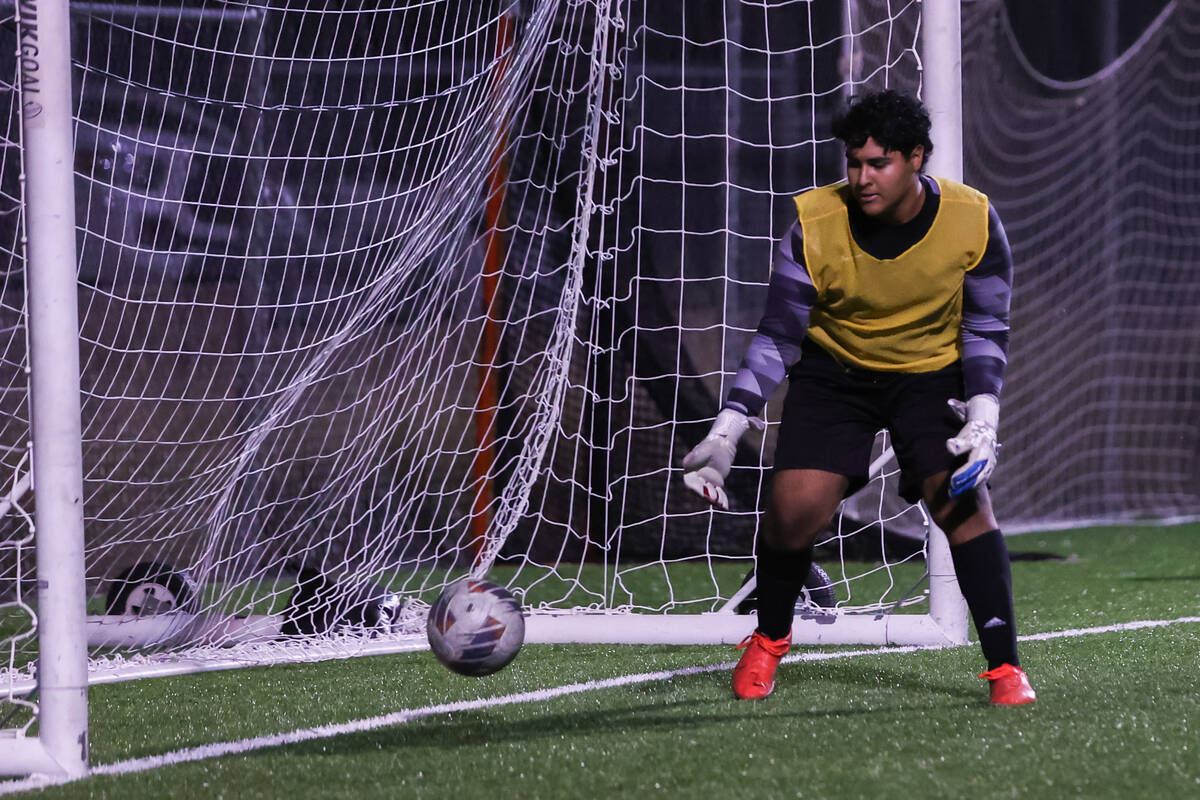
[962,0,1200,527]
[0,0,1089,700]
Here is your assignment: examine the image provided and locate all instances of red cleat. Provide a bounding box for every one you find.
[979,663,1037,706]
[732,630,791,700]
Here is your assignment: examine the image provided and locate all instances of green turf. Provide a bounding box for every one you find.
[6,524,1200,799]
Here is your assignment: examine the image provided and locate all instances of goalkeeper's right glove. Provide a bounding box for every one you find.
[681,408,758,510]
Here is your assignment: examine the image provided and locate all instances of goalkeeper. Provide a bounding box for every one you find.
[682,90,1035,706]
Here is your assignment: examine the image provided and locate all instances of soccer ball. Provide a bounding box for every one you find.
[426,579,525,676]
[732,562,837,615]
[105,561,198,616]
[281,568,406,637]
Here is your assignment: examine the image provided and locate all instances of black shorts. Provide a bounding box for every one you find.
[773,340,967,503]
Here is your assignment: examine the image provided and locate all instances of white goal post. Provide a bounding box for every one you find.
[0,0,974,778]
[1,0,88,779]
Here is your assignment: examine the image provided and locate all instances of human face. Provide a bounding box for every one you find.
[845,136,925,224]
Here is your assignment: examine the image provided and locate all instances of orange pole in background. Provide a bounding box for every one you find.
[471,10,514,565]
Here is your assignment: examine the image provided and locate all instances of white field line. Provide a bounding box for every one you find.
[2,615,1198,795]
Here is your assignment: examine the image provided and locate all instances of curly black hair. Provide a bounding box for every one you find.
[831,89,934,164]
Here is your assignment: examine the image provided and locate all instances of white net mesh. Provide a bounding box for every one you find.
[7,0,1187,700]
[962,0,1200,527]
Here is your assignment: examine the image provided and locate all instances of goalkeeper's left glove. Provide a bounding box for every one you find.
[945,393,1000,497]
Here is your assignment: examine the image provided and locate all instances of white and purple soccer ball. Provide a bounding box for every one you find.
[426,579,525,676]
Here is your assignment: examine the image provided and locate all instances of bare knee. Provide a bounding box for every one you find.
[922,472,998,545]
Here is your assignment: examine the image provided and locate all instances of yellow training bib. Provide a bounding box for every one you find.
[793,177,990,373]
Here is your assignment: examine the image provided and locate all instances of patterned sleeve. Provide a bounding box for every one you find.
[962,204,1013,398]
[723,221,817,417]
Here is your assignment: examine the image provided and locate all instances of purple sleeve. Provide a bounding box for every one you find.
[724,221,817,417]
[962,205,1013,398]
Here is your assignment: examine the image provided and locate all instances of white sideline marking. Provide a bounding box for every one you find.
[2,615,1197,794]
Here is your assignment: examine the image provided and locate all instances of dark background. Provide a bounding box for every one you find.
[0,0,1193,595]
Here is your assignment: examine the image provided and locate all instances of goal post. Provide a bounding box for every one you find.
[921,0,964,183]
[0,0,980,778]
[4,0,89,779]
[917,0,971,648]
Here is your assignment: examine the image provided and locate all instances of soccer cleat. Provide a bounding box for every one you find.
[732,630,791,700]
[979,663,1037,706]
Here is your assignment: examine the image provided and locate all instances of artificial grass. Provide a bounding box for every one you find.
[8,524,1200,799]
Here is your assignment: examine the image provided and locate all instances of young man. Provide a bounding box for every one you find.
[682,90,1035,706]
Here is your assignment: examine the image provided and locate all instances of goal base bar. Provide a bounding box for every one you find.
[524,611,968,647]
[84,613,282,648]
[83,610,967,650]
[0,736,73,777]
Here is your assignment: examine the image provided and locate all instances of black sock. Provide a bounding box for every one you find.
[754,543,813,640]
[950,529,1019,669]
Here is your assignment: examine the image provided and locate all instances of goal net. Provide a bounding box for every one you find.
[961,0,1200,529]
[0,0,978,764]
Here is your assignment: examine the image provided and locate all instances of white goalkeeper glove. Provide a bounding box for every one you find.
[946,394,1000,497]
[681,408,761,510]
